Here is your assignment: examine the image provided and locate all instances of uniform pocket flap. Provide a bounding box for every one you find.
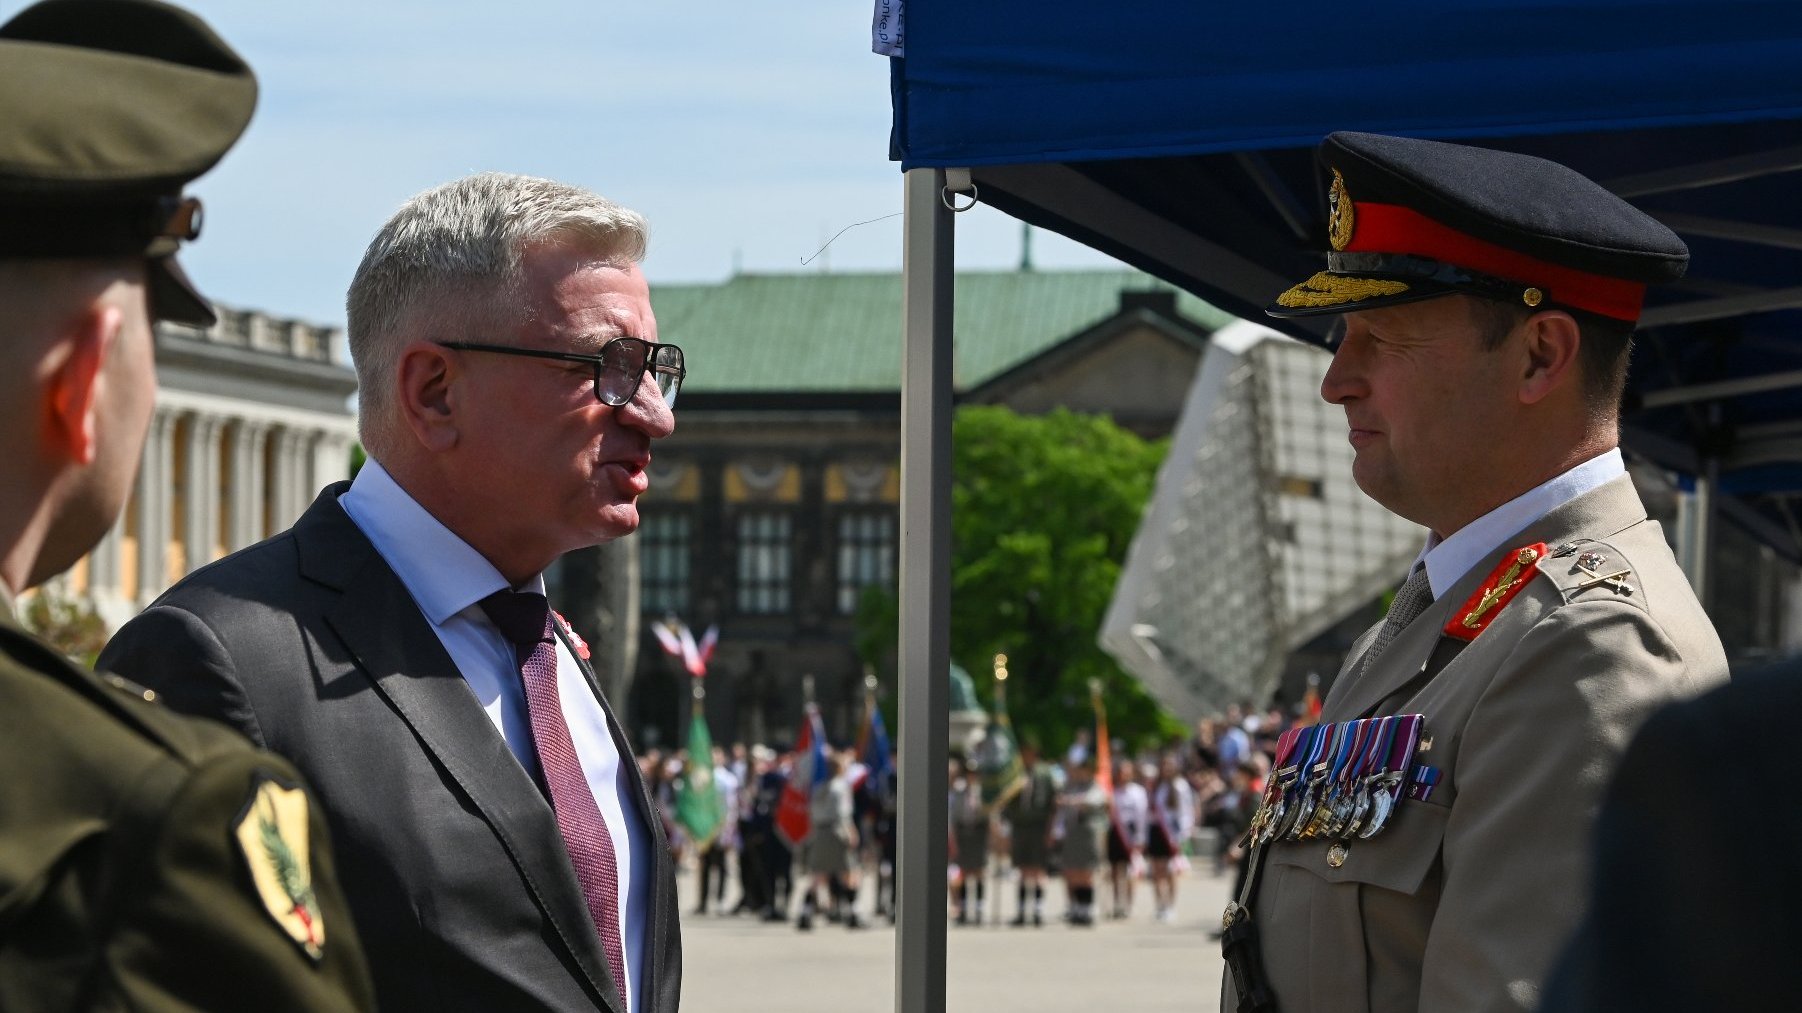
[1267,799,1448,897]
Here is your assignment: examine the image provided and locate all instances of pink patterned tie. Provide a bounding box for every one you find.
[481,591,628,1005]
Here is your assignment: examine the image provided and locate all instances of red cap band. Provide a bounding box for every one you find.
[1347,202,1646,322]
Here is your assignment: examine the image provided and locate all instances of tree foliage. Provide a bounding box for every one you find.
[854,406,1183,753]
[21,583,108,666]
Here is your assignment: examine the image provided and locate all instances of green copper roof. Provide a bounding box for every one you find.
[651,269,1231,393]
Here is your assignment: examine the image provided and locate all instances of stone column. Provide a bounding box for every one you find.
[311,430,354,492]
[230,419,268,550]
[200,415,226,562]
[267,427,292,531]
[90,520,121,601]
[268,427,307,531]
[180,411,205,577]
[136,410,175,604]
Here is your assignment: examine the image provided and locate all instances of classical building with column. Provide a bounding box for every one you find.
[59,305,358,630]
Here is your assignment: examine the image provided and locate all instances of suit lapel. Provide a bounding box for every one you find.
[294,487,621,1012]
[1327,475,1650,721]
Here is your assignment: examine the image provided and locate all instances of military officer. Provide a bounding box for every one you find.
[0,1,373,1008]
[1220,132,1729,1013]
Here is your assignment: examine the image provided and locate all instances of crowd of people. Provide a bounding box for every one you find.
[633,702,1303,933]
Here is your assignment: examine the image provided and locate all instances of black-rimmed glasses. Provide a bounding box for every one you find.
[436,337,685,407]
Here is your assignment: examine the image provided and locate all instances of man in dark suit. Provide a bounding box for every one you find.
[0,1,372,1007]
[99,172,686,1012]
[1539,656,1802,1013]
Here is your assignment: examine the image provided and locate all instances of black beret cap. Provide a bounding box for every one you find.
[1269,132,1688,324]
[0,0,257,325]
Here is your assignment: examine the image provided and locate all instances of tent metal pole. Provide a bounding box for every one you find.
[1694,454,1717,612]
[896,166,952,1013]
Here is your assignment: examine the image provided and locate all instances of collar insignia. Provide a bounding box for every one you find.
[1444,543,1547,641]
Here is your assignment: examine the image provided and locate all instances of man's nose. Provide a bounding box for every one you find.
[618,375,676,437]
[1320,333,1363,406]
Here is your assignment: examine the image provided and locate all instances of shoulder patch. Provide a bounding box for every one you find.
[1538,539,1642,605]
[1445,543,1547,641]
[234,775,325,963]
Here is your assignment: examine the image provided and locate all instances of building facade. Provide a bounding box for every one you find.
[621,270,1225,749]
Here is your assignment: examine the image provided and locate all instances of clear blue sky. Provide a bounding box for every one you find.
[23,0,1123,327]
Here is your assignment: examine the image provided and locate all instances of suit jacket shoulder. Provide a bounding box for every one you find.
[99,484,683,1013]
[1542,658,1802,1012]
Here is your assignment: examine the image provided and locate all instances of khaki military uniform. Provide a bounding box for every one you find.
[1230,477,1727,1013]
[0,604,374,1011]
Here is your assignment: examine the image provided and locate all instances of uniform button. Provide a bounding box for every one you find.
[1327,843,1348,868]
[103,673,157,702]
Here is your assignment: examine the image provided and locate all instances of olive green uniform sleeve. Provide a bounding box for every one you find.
[104,750,376,1013]
[0,617,375,1013]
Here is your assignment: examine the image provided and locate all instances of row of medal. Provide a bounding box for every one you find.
[1245,714,1425,847]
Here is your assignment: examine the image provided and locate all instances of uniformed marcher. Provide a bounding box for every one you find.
[949,757,992,926]
[1221,132,1729,1013]
[0,1,373,1008]
[1001,740,1058,927]
[1054,758,1109,927]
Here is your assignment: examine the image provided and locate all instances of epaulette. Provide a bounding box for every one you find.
[1535,538,1647,609]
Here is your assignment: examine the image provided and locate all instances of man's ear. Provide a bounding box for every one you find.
[396,341,460,452]
[44,303,122,466]
[1518,310,1582,406]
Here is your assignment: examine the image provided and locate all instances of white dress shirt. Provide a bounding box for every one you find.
[341,459,650,1012]
[1414,448,1627,599]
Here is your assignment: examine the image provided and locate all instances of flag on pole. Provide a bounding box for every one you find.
[651,617,717,677]
[775,705,829,848]
[859,701,894,802]
[674,693,725,846]
[979,655,1024,806]
[1091,679,1114,798]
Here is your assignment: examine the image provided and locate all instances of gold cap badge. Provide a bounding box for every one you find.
[1328,169,1355,251]
[235,777,325,962]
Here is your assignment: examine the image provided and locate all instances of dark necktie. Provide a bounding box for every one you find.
[1356,566,1434,674]
[479,591,629,1005]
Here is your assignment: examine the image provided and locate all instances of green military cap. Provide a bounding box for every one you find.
[0,0,257,325]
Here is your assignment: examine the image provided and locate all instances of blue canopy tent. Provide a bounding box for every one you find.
[879,4,1802,1008]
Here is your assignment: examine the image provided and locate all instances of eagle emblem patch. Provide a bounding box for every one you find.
[234,776,325,962]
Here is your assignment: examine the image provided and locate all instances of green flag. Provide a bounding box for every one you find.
[978,665,1025,807]
[675,702,725,846]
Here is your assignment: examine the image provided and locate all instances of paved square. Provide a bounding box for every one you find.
[679,865,1231,1011]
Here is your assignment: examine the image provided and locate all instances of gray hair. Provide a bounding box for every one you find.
[346,172,648,454]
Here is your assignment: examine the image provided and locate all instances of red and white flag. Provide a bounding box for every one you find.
[776,705,829,848]
[652,617,717,677]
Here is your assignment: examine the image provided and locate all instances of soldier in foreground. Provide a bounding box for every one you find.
[0,1,372,1008]
[1221,132,1728,1013]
